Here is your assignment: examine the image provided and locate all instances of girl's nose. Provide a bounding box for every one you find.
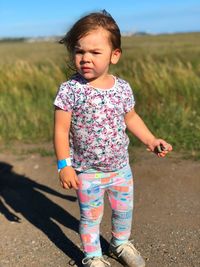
[81,52,91,63]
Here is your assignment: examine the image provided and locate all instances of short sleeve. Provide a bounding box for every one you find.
[54,82,75,111]
[123,83,135,113]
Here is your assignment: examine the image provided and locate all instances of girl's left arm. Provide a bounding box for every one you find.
[125,108,172,157]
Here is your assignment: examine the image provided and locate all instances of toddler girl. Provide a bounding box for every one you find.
[54,10,172,267]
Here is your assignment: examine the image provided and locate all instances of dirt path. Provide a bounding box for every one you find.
[0,144,199,267]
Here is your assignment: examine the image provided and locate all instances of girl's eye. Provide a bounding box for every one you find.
[75,50,84,54]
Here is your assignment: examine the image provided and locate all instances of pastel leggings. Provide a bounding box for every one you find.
[76,165,134,258]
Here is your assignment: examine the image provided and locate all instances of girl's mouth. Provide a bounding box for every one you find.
[81,67,91,71]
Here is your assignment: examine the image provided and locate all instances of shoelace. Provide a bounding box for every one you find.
[118,241,141,257]
[83,256,111,266]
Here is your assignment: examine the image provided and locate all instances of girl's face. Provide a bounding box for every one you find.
[73,27,121,86]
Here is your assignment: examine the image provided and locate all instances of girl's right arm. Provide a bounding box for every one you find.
[54,108,79,190]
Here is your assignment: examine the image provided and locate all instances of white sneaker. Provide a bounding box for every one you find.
[82,256,111,267]
[109,241,145,267]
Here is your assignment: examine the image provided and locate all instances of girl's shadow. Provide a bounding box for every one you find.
[0,162,111,266]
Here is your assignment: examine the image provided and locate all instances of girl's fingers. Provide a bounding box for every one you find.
[71,180,79,190]
[60,179,71,189]
[158,151,167,158]
[60,176,79,190]
[71,175,80,190]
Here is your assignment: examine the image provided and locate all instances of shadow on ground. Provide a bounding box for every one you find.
[0,162,111,266]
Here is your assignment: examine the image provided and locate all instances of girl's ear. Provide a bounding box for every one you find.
[111,49,121,65]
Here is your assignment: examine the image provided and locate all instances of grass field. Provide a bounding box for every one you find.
[0,33,200,158]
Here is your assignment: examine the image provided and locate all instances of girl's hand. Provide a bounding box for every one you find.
[59,166,79,190]
[147,138,173,158]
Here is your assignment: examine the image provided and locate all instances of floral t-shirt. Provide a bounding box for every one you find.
[54,73,135,172]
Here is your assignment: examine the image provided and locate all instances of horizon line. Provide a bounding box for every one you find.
[0,30,200,40]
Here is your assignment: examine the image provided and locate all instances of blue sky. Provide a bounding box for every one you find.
[0,0,200,38]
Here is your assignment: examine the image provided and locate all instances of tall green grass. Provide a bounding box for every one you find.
[114,58,200,153]
[0,60,62,141]
[0,34,200,156]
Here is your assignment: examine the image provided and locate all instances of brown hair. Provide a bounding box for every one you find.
[60,10,121,54]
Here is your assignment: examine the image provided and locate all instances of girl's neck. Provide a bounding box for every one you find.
[87,74,115,89]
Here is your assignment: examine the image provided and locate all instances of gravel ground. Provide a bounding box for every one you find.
[0,144,199,267]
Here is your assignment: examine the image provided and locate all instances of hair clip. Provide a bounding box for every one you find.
[102,9,112,17]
